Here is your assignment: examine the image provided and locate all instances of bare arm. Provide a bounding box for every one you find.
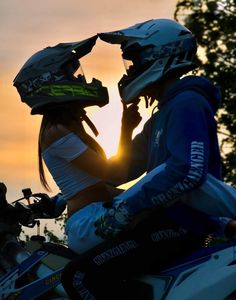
[107,102,142,183]
[71,103,142,185]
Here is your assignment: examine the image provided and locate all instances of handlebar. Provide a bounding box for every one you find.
[0,183,61,231]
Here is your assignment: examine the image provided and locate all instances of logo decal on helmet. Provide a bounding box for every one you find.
[32,84,101,98]
[99,19,198,103]
[13,35,109,114]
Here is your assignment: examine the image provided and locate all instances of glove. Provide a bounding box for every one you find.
[95,200,133,239]
[51,193,67,218]
[30,193,67,219]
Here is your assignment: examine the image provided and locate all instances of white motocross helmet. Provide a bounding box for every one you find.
[99,19,198,103]
[14,35,109,114]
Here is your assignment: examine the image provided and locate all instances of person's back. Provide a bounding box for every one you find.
[146,75,222,177]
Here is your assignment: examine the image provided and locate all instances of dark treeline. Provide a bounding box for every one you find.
[174,0,236,185]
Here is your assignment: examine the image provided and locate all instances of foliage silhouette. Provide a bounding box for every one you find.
[174,0,236,185]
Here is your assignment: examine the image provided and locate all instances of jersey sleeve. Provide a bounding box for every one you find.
[126,117,152,181]
[48,132,88,162]
[114,92,212,214]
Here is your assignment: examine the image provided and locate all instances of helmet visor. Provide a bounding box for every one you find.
[62,57,87,83]
[123,57,133,74]
[74,64,86,82]
[122,45,153,77]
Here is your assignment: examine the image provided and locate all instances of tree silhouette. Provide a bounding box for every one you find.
[174,0,236,185]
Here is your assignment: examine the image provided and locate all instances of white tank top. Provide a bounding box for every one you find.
[42,132,101,200]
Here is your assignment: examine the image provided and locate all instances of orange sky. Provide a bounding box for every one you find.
[0,0,178,202]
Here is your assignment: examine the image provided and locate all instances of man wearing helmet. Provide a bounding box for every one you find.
[95,18,236,237]
[61,20,236,299]
[14,23,236,299]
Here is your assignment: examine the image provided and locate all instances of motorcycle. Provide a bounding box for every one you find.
[0,182,236,300]
[0,183,74,300]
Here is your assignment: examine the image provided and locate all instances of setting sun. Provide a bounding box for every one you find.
[0,0,177,201]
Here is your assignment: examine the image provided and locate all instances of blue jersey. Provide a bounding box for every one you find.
[117,76,222,214]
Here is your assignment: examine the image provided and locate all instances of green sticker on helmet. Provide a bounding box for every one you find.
[33,83,99,98]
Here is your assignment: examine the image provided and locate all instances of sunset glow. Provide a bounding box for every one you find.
[0,0,177,201]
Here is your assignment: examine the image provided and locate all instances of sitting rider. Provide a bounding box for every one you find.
[63,20,236,299]
[96,18,236,237]
[13,23,236,299]
[13,35,142,255]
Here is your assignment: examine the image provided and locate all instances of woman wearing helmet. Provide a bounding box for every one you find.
[13,35,142,255]
[14,29,236,300]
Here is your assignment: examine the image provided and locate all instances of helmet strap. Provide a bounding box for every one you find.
[144,96,149,108]
[80,109,99,137]
[144,95,156,108]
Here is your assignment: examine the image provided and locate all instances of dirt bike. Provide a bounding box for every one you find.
[1,182,236,300]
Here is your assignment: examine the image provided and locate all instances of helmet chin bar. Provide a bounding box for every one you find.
[122,58,134,74]
[120,56,155,106]
[29,79,109,115]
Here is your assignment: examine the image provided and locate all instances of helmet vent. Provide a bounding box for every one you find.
[136,19,152,30]
[179,30,190,36]
[147,23,156,31]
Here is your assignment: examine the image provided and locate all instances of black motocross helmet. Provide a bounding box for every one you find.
[13,35,109,115]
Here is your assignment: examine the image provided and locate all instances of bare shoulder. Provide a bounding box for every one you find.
[42,124,71,148]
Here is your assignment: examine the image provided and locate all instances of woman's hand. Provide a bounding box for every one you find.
[121,101,142,131]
